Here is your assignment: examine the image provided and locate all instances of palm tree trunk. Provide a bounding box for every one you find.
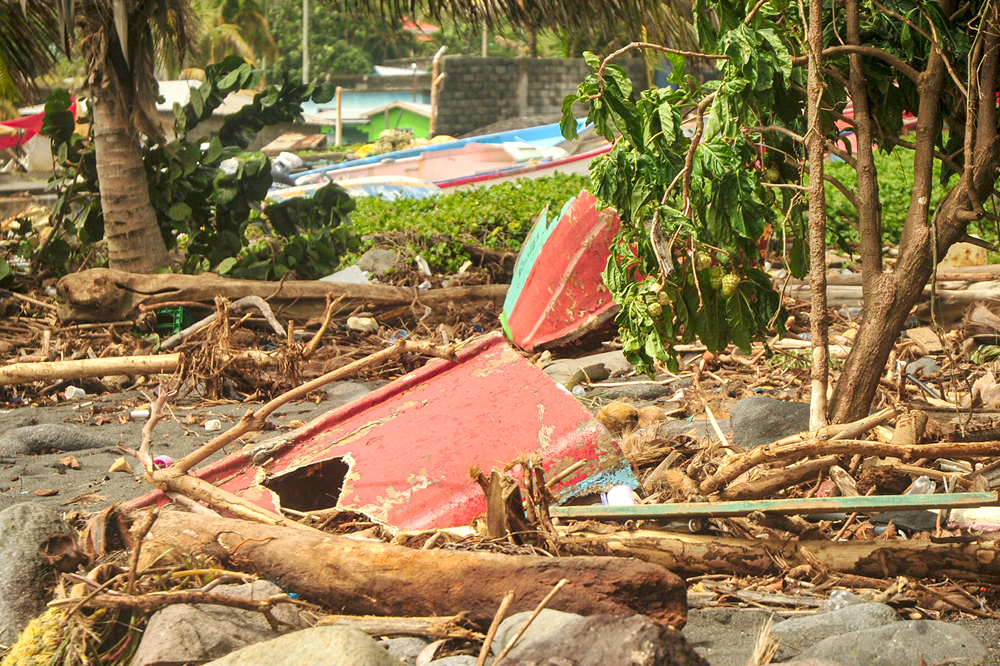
[92,90,170,273]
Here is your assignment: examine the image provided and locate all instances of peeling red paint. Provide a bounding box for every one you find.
[128,333,633,530]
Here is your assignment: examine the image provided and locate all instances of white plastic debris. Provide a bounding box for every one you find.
[418,280,432,290]
[605,485,637,506]
[347,316,379,334]
[204,419,223,432]
[414,255,432,277]
[129,409,150,419]
[63,386,86,400]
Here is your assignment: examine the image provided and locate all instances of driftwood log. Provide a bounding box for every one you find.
[140,511,689,628]
[56,268,508,325]
[570,529,1000,582]
[784,280,1000,326]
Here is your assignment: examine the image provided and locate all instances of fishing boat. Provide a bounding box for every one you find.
[501,191,621,351]
[126,333,636,530]
[293,118,592,185]
[269,175,443,202]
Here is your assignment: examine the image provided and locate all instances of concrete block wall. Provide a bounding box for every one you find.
[435,56,647,137]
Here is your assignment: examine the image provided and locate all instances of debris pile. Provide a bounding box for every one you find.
[5,209,1000,664]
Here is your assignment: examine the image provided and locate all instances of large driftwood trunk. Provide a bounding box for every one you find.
[57,268,507,325]
[570,529,1000,581]
[140,511,689,628]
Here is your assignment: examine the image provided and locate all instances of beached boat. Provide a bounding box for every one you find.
[501,191,621,351]
[293,118,591,185]
[126,333,636,530]
[269,175,442,202]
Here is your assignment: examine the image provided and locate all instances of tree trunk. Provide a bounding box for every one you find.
[829,7,949,423]
[805,0,829,430]
[845,0,881,299]
[568,528,1000,581]
[92,88,171,274]
[140,511,690,628]
[830,1,1000,423]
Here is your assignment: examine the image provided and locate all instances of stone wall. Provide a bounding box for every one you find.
[434,56,647,137]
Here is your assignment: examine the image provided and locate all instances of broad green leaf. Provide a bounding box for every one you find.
[215,257,238,275]
[168,203,192,221]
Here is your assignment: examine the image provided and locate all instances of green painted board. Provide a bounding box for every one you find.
[549,492,1000,520]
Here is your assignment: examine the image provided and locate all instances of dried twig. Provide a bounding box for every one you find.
[161,296,286,351]
[478,590,516,666]
[51,590,297,631]
[494,579,569,664]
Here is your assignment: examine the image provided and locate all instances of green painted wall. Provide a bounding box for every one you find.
[366,108,430,141]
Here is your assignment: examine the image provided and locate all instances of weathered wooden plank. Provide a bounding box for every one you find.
[550,492,999,520]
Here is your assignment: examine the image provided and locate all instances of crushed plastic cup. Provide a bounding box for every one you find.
[904,475,936,495]
[605,485,636,506]
[204,419,222,432]
[153,455,175,469]
[129,409,150,419]
[820,589,865,612]
[63,386,86,400]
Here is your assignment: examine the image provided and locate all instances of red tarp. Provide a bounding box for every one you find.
[0,97,77,152]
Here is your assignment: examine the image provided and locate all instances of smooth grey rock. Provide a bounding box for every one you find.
[905,356,940,378]
[491,609,582,659]
[203,626,399,666]
[542,351,632,386]
[324,382,373,409]
[0,424,117,457]
[428,657,480,666]
[588,382,674,403]
[0,504,70,645]
[499,615,709,666]
[870,510,939,533]
[378,636,430,666]
[771,603,899,661]
[795,620,989,666]
[321,265,370,284]
[683,608,775,666]
[730,396,810,448]
[656,419,732,444]
[130,580,309,666]
[356,249,401,275]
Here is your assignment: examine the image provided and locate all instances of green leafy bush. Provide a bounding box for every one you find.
[347,173,587,272]
[40,57,357,280]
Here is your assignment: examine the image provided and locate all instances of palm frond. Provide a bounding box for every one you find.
[76,0,194,141]
[339,0,665,43]
[0,0,60,97]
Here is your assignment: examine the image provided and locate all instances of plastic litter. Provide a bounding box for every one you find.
[63,386,86,400]
[129,409,150,420]
[820,590,866,612]
[418,280,432,290]
[571,385,586,397]
[153,455,175,469]
[414,255,432,277]
[904,475,936,495]
[347,316,379,334]
[604,485,636,506]
[204,419,223,432]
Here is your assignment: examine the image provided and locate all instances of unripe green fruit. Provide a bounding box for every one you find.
[721,273,740,298]
[648,302,663,317]
[656,291,673,307]
[710,273,724,290]
[708,265,724,279]
[695,252,713,270]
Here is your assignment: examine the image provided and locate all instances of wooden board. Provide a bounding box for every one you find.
[550,492,999,520]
